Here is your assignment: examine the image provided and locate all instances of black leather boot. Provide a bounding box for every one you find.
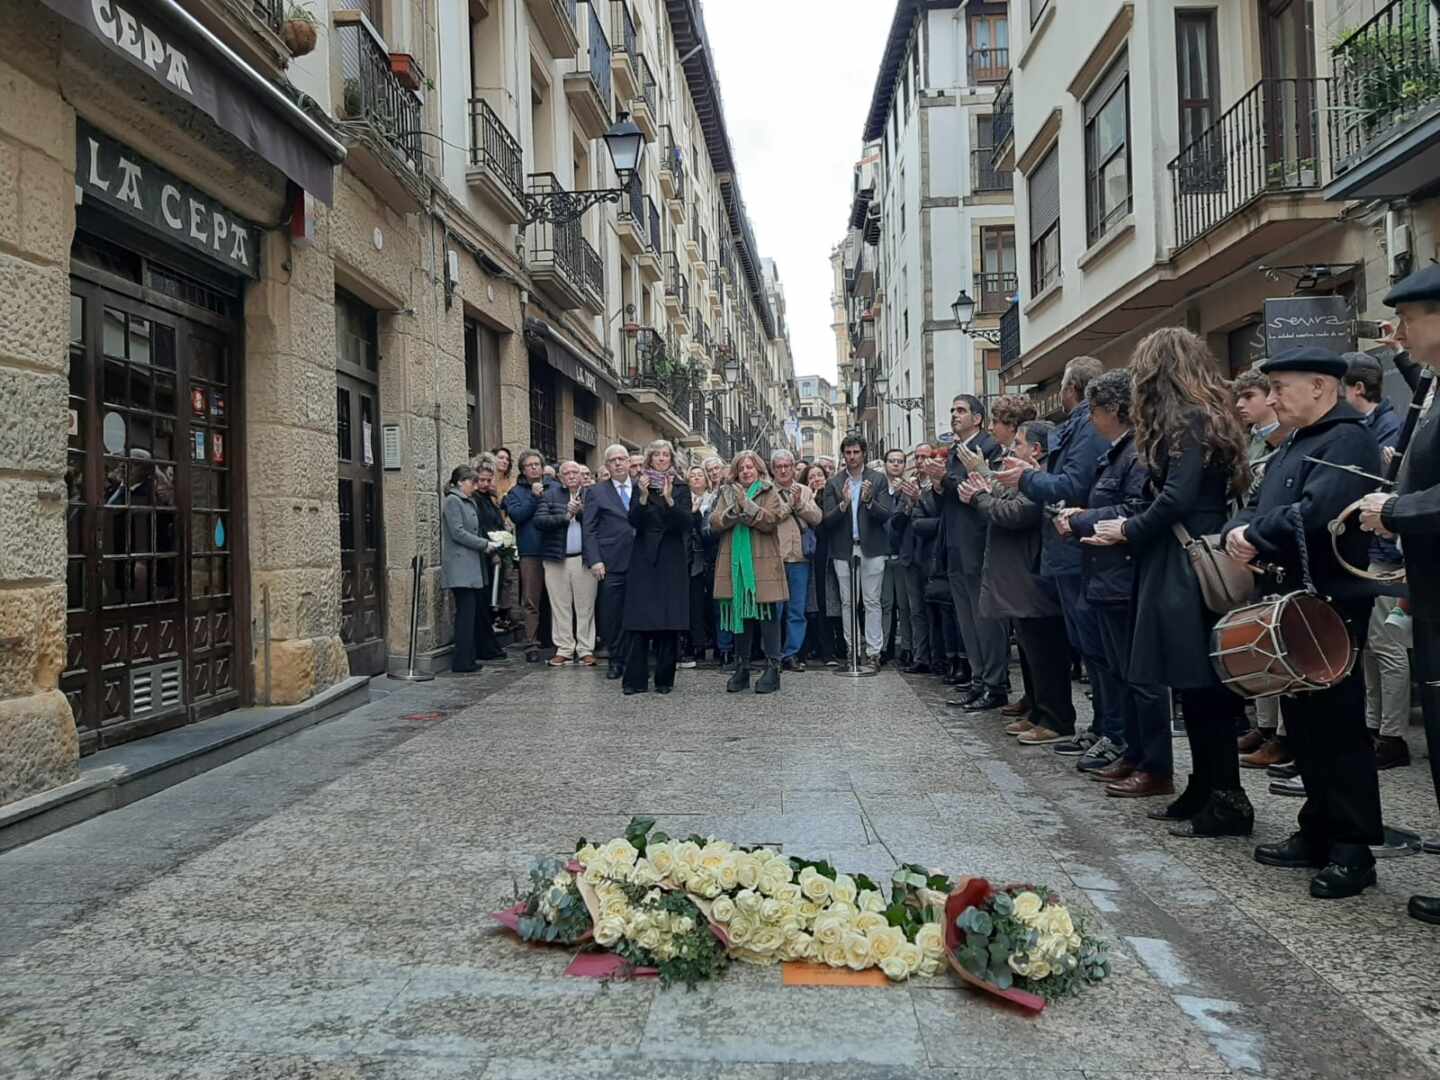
[754,661,780,695]
[1409,895,1440,925]
[1168,788,1254,838]
[726,660,750,693]
[1147,774,1208,821]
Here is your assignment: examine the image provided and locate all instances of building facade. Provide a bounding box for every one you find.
[995,0,1425,413]
[0,0,783,806]
[795,375,837,460]
[841,0,1016,454]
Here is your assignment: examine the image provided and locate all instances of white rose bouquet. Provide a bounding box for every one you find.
[487,529,518,565]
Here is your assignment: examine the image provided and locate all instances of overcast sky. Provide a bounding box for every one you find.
[702,0,895,384]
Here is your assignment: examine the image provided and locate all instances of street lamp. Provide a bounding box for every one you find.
[520,113,647,226]
[723,356,741,386]
[951,288,1003,345]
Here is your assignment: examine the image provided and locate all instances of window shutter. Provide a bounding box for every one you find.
[1028,146,1060,235]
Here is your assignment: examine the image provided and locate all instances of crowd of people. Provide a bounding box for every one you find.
[440,264,1440,924]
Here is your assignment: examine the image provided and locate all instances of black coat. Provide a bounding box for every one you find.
[1124,420,1238,689]
[1360,398,1404,564]
[936,433,1005,576]
[820,468,894,558]
[1018,402,1108,578]
[903,486,941,569]
[1383,376,1440,622]
[1224,402,1381,603]
[531,484,580,561]
[1071,431,1150,606]
[622,482,692,631]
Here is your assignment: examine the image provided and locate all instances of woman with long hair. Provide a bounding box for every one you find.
[710,450,789,694]
[621,439,693,694]
[1082,327,1255,836]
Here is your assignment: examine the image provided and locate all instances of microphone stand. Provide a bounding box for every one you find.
[834,550,877,678]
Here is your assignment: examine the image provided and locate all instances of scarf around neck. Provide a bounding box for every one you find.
[719,479,771,632]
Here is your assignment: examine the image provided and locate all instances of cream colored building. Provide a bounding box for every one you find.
[0,0,781,806]
[997,0,1420,408]
[795,375,837,461]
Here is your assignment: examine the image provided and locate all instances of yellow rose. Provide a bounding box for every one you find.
[854,912,888,934]
[897,942,924,975]
[799,870,833,904]
[830,874,858,906]
[594,916,625,947]
[1011,891,1043,923]
[821,941,849,968]
[648,843,675,878]
[813,913,844,946]
[842,930,873,970]
[915,923,945,960]
[601,838,639,867]
[734,854,760,889]
[880,955,910,981]
[867,925,906,961]
[674,840,703,868]
[758,859,794,895]
[710,896,736,923]
[857,889,885,914]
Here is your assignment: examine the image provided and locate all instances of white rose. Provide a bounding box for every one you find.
[897,942,924,975]
[707,839,735,854]
[760,898,784,924]
[854,911,888,934]
[758,859,794,895]
[798,899,822,922]
[630,858,661,887]
[734,854,761,889]
[716,861,740,891]
[830,874,858,906]
[636,927,663,952]
[751,926,785,955]
[880,955,910,981]
[857,889,885,914]
[576,844,598,864]
[915,923,944,959]
[842,930,873,970]
[648,843,675,878]
[867,925,906,961]
[603,893,629,918]
[728,914,755,946]
[826,901,857,921]
[821,941,849,968]
[1008,953,1030,977]
[799,870,832,904]
[783,930,813,961]
[700,845,729,872]
[1011,891,1043,923]
[774,882,803,905]
[735,888,762,915]
[1028,958,1052,980]
[813,914,844,946]
[594,916,625,947]
[674,841,703,869]
[600,838,639,867]
[710,896,737,924]
[919,956,942,978]
[751,848,777,864]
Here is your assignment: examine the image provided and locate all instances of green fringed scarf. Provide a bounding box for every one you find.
[719,480,774,633]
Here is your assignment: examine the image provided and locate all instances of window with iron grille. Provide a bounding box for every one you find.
[1027,145,1061,294]
[1084,53,1131,246]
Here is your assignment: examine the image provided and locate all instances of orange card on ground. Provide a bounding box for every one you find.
[781,962,892,988]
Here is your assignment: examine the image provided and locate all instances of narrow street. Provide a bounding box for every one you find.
[4,662,1439,1079]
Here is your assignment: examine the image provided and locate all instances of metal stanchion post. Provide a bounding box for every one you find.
[390,555,434,683]
[834,552,877,678]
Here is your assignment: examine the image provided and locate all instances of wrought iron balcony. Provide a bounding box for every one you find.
[991,70,1014,166]
[526,174,605,312]
[616,172,650,254]
[468,99,525,218]
[335,15,423,168]
[252,0,283,34]
[1169,77,1329,251]
[664,251,689,310]
[968,46,1009,85]
[1329,0,1440,179]
[999,299,1021,372]
[660,125,686,202]
[565,2,613,139]
[971,147,1012,193]
[977,271,1018,315]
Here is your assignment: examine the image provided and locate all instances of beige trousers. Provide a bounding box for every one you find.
[544,555,598,659]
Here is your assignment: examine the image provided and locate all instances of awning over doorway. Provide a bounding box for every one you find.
[39,0,344,202]
[525,318,619,408]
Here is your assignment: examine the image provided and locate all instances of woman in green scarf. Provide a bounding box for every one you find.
[710,450,791,693]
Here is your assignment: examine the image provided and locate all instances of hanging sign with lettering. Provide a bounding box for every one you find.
[77,121,260,279]
[1263,296,1355,356]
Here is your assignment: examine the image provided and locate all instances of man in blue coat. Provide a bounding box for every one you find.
[997,357,1120,764]
[503,449,564,662]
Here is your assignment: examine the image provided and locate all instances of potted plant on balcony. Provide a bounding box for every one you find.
[281,4,318,58]
[390,53,424,92]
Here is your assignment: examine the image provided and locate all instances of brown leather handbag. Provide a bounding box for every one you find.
[1173,523,1257,614]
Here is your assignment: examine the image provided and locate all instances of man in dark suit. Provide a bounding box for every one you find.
[924,394,1008,711]
[582,443,638,680]
[820,434,893,663]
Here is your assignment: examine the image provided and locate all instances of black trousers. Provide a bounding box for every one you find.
[1014,616,1076,736]
[597,570,629,669]
[451,587,484,672]
[1417,620,1440,816]
[1179,685,1244,794]
[624,630,679,691]
[803,612,832,660]
[1283,600,1383,867]
[686,573,710,657]
[1096,604,1172,775]
[736,616,782,668]
[929,600,962,660]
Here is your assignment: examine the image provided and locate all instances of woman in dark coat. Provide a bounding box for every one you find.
[466,458,508,662]
[1081,328,1254,837]
[622,439,693,695]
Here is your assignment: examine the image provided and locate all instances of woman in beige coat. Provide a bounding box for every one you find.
[711,450,790,694]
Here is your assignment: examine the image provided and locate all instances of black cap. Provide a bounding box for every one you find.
[1259,346,1349,379]
[1342,351,1381,379]
[1383,263,1440,307]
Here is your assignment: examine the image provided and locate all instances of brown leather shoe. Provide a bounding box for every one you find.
[1107,772,1176,798]
[1240,736,1292,769]
[1004,718,1034,736]
[1000,696,1032,718]
[1017,725,1065,745]
[1089,761,1135,783]
[1236,727,1266,753]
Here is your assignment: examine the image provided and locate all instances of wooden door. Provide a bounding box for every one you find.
[1260,0,1317,179]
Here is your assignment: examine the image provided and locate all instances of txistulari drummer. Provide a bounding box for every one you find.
[1221,345,1386,901]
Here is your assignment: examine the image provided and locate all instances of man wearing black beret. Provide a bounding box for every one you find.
[1359,264,1440,925]
[1222,345,1385,900]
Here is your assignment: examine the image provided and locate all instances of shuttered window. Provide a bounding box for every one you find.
[1028,145,1061,294]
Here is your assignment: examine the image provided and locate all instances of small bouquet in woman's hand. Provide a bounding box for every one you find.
[488,529,518,565]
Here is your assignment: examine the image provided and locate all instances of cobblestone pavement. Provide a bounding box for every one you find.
[3,659,1440,1079]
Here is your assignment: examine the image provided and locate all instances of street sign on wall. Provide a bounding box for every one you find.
[1263,296,1354,357]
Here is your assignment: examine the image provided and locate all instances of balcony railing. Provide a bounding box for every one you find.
[665,251,689,308]
[1169,77,1329,250]
[999,300,1021,369]
[969,46,1009,85]
[661,125,686,200]
[612,0,637,64]
[252,0,283,33]
[582,3,613,113]
[1330,0,1440,174]
[971,147,1012,192]
[527,173,605,303]
[976,271,1018,315]
[646,195,662,255]
[618,171,648,240]
[992,70,1014,163]
[636,53,658,116]
[335,17,423,167]
[469,99,524,201]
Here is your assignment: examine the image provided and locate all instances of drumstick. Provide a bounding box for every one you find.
[1301,457,1394,488]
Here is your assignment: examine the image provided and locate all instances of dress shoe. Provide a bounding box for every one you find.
[1168,789,1254,838]
[1017,725,1066,745]
[1149,775,1207,820]
[904,661,931,674]
[1408,895,1440,925]
[655,685,673,695]
[1309,862,1376,899]
[526,649,541,663]
[622,686,645,696]
[1107,772,1175,799]
[1254,832,1326,869]
[1267,761,1300,779]
[963,691,1007,713]
[1089,760,1135,783]
[1240,736,1292,769]
[1375,735,1412,770]
[1004,718,1035,737]
[1236,727,1266,754]
[1270,775,1306,798]
[606,665,625,681]
[1000,696,1032,718]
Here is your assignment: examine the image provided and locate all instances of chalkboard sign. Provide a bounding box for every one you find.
[1263,296,1354,356]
